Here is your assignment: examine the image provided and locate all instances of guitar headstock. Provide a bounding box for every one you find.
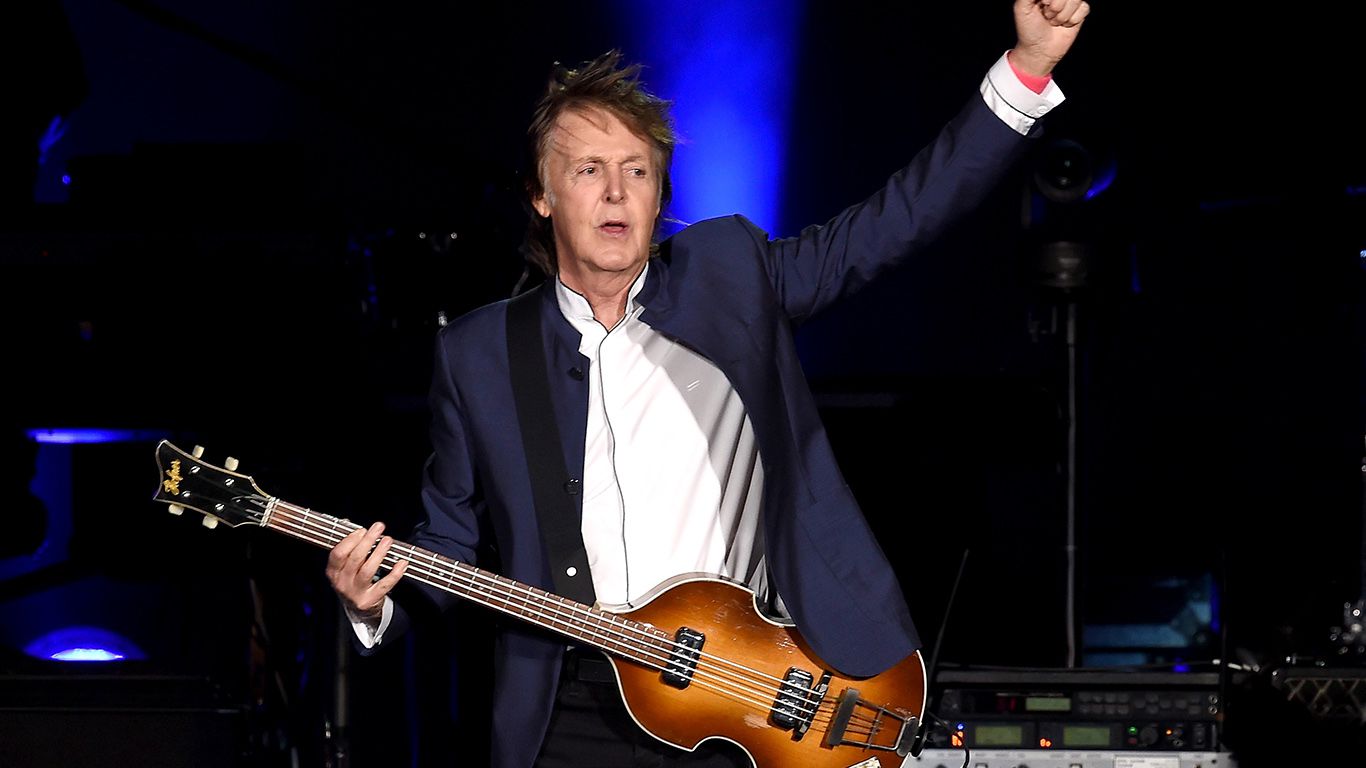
[152,440,271,529]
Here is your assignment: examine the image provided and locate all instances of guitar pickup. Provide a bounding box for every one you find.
[661,627,705,688]
[770,667,824,736]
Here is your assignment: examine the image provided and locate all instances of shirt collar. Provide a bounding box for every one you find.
[555,263,650,330]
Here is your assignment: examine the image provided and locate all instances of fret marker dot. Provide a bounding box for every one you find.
[565,567,577,577]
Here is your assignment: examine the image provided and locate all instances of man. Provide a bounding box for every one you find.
[329,1,1089,765]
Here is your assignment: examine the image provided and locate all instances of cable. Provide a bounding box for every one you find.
[916,711,971,768]
[910,548,970,757]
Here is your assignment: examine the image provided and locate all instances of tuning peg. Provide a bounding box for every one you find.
[192,445,205,458]
[168,504,185,516]
[201,516,219,529]
[224,457,239,471]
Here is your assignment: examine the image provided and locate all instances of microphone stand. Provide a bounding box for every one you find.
[324,609,352,768]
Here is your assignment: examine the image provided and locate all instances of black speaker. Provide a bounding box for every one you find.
[0,672,243,768]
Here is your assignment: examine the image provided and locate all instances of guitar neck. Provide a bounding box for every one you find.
[260,498,668,658]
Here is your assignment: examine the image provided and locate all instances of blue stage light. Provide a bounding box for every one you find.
[614,0,804,235]
[24,626,147,662]
[26,429,167,444]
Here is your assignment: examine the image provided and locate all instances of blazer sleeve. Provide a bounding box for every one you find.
[761,93,1038,324]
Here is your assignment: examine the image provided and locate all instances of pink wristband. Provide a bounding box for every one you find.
[1006,51,1052,94]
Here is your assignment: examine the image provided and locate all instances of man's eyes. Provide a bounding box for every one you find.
[575,165,648,177]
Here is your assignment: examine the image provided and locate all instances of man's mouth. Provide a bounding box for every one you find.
[599,220,628,236]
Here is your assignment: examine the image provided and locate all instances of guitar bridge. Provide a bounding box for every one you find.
[823,687,919,756]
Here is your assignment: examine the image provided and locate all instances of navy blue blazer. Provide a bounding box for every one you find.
[385,92,1039,767]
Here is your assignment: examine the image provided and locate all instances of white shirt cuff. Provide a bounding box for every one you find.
[980,50,1066,136]
[346,595,393,649]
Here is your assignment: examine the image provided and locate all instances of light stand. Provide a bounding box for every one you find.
[1031,240,1093,668]
[1026,138,1096,669]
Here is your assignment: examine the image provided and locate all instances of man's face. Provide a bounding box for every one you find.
[533,107,661,287]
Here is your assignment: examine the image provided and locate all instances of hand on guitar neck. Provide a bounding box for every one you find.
[326,521,409,624]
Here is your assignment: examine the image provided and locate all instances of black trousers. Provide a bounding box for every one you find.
[534,649,752,768]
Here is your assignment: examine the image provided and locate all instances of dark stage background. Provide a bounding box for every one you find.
[1,1,1362,767]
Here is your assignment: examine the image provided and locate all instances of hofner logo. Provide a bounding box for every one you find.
[163,459,183,495]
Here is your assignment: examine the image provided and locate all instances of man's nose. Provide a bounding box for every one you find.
[603,171,625,203]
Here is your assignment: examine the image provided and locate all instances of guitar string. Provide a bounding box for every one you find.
[169,448,899,742]
[222,480,885,729]
[262,498,890,735]
[227,495,889,740]
[267,513,854,731]
[168,436,897,730]
[269,501,786,690]
[270,500,820,698]
[378,539,882,734]
[265,501,889,737]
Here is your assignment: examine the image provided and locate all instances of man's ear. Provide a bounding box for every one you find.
[532,193,551,219]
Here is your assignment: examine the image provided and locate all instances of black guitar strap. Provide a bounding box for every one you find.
[506,287,596,605]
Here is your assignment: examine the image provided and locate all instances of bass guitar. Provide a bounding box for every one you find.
[152,440,925,768]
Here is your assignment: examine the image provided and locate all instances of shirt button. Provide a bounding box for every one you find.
[563,479,580,495]
[568,367,584,380]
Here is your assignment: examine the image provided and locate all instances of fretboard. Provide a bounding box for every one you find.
[259,497,674,665]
